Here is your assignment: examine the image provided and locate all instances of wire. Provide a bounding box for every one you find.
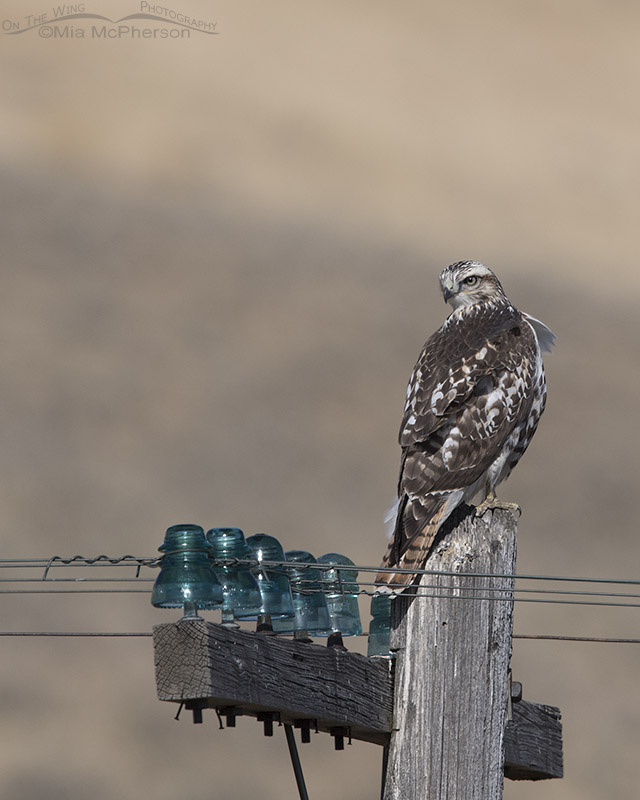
[0,554,638,610]
[2,553,638,591]
[0,587,636,607]
[512,634,640,644]
[0,578,154,583]
[353,579,640,601]
[0,630,637,644]
[250,559,640,587]
[356,588,640,609]
[0,556,636,644]
[0,631,152,637]
[0,556,637,622]
[40,555,159,580]
[0,554,638,588]
[0,589,151,594]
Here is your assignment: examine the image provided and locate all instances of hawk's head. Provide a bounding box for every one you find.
[439,261,508,311]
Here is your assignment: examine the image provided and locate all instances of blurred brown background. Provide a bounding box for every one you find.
[1,0,639,797]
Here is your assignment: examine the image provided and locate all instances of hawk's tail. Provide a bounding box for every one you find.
[375,502,451,591]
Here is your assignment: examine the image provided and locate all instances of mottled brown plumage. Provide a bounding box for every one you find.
[376,261,554,591]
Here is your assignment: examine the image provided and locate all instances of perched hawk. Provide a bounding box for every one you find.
[376,261,555,590]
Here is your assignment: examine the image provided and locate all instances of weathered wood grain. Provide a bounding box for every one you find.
[505,700,563,780]
[153,618,394,744]
[383,506,519,800]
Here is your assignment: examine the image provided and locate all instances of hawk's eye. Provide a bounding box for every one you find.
[463,275,479,287]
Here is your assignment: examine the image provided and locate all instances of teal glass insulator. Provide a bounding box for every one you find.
[367,594,392,657]
[206,527,262,625]
[151,524,223,617]
[241,533,294,620]
[317,553,362,636]
[272,550,332,638]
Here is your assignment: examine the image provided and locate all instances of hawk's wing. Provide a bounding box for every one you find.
[379,304,541,584]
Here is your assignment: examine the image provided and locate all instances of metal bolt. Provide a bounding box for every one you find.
[294,718,312,743]
[330,726,349,750]
[327,631,348,651]
[257,711,279,736]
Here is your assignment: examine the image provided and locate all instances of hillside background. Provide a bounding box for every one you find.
[0,1,639,798]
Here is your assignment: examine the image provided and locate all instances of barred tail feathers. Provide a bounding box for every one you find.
[375,490,465,591]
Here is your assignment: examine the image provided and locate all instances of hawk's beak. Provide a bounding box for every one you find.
[442,280,456,303]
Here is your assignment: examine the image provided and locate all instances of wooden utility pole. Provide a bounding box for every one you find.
[152,505,562,794]
[384,505,519,800]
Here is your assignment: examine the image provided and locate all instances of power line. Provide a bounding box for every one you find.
[512,634,640,644]
[0,554,637,652]
[355,588,640,609]
[0,583,638,608]
[226,558,640,587]
[0,589,151,594]
[0,631,152,637]
[2,573,639,601]
[0,586,637,608]
[0,630,637,644]
[0,555,639,610]
[0,577,154,583]
[351,578,640,601]
[0,555,639,589]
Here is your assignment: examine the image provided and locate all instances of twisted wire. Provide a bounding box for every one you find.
[0,555,638,608]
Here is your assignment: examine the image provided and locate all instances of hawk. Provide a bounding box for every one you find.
[376,261,555,590]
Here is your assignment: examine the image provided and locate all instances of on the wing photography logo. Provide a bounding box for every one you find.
[2,2,218,39]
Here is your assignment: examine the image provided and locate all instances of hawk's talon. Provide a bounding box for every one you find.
[475,497,522,518]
